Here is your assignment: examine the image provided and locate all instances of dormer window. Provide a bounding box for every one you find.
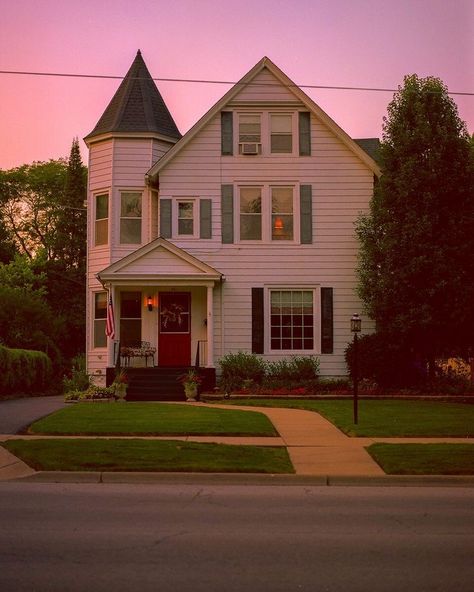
[239,114,262,155]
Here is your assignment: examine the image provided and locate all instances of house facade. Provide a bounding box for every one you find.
[84,51,380,392]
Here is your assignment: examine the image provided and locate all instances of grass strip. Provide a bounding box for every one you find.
[222,399,474,437]
[367,443,474,475]
[28,403,277,437]
[2,439,293,474]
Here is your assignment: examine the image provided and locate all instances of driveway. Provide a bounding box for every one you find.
[0,396,66,434]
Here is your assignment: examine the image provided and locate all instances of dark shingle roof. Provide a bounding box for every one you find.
[354,138,381,164]
[85,50,181,140]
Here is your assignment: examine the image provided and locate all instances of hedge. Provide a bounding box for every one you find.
[0,344,52,397]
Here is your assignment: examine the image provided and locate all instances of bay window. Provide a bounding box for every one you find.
[93,292,107,348]
[120,192,142,244]
[94,194,108,246]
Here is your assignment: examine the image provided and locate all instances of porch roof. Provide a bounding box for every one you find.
[97,237,223,285]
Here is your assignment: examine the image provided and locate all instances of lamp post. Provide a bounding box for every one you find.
[350,313,362,425]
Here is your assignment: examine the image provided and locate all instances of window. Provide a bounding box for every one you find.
[120,291,141,347]
[95,194,108,246]
[239,114,261,154]
[177,201,194,236]
[237,185,296,242]
[270,290,314,351]
[120,192,142,244]
[271,187,293,240]
[271,114,293,153]
[240,187,262,240]
[93,292,107,348]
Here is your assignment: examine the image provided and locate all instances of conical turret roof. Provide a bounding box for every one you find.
[85,50,181,141]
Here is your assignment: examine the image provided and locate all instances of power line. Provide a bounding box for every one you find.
[0,69,472,96]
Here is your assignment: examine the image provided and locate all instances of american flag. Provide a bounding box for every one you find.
[106,294,115,339]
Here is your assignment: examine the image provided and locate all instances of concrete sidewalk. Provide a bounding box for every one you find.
[0,402,473,484]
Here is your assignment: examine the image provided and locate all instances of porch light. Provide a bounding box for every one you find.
[350,313,361,333]
[147,296,153,312]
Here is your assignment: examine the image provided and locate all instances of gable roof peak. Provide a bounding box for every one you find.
[85,50,181,142]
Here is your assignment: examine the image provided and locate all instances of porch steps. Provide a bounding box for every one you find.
[117,367,217,401]
[126,367,185,401]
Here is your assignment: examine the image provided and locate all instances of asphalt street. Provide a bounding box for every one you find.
[0,482,473,592]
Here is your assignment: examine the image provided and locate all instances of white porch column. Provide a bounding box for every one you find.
[206,284,214,367]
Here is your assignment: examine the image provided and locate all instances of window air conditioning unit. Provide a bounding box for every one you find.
[240,142,260,155]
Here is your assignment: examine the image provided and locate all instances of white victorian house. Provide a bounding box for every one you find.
[84,51,380,398]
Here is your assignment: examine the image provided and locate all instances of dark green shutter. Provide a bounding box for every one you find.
[321,287,333,354]
[252,288,264,354]
[221,185,234,244]
[299,112,311,156]
[160,199,172,238]
[221,112,233,156]
[300,185,312,244]
[200,199,212,239]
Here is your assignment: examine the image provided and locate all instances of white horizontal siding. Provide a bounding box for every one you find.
[229,68,298,103]
[157,99,374,377]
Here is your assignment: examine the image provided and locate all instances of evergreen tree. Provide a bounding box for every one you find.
[356,74,474,367]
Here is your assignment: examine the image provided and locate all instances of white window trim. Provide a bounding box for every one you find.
[235,183,300,244]
[172,198,199,238]
[93,191,109,248]
[119,190,143,245]
[264,286,321,354]
[269,112,297,155]
[234,111,298,156]
[92,290,107,350]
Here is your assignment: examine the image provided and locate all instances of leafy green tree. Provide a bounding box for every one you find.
[356,74,474,371]
[0,139,87,364]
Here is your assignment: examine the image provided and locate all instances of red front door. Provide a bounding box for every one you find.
[158,292,191,366]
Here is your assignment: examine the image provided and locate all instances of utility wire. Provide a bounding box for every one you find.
[0,70,472,96]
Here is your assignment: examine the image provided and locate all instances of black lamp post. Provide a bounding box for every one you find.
[350,313,362,424]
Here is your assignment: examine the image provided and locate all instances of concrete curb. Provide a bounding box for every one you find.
[10,471,474,487]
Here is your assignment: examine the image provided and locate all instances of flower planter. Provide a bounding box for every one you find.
[184,384,198,402]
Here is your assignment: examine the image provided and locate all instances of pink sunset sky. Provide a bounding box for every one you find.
[1,0,473,169]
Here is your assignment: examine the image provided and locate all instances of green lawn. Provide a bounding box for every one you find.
[367,443,474,475]
[222,398,474,437]
[2,439,293,474]
[27,402,277,436]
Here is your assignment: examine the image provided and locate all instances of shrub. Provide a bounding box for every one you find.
[218,351,267,393]
[345,333,425,388]
[64,385,115,402]
[0,344,52,397]
[63,354,90,393]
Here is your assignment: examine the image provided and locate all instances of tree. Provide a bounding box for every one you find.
[0,139,87,363]
[356,74,474,371]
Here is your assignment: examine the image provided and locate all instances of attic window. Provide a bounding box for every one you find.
[271,114,293,153]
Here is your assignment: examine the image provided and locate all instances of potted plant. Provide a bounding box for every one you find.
[178,369,202,402]
[113,369,128,402]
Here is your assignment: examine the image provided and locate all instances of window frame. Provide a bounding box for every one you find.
[270,113,294,154]
[119,291,142,347]
[93,291,107,349]
[236,184,299,244]
[265,286,320,354]
[119,191,143,245]
[238,113,262,155]
[94,192,109,246]
[172,198,199,238]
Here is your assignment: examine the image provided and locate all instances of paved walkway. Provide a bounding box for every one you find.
[0,400,473,482]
